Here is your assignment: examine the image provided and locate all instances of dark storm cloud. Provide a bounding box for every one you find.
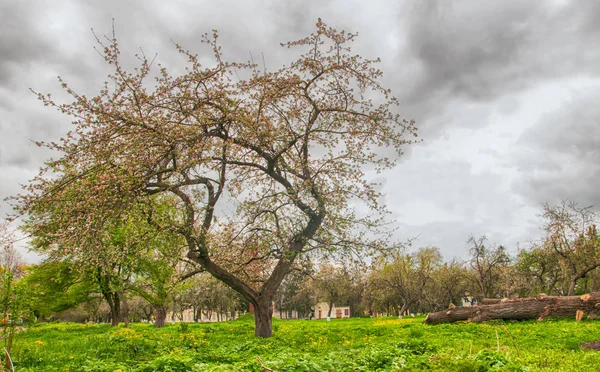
[404,1,537,102]
[512,87,600,208]
[394,0,600,138]
[1,0,599,261]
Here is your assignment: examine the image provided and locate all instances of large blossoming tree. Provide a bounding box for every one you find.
[16,20,417,337]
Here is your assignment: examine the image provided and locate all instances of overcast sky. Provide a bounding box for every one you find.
[1,0,599,262]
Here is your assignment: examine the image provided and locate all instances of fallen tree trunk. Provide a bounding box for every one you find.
[425,293,600,324]
[480,298,503,305]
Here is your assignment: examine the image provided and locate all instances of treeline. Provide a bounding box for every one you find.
[295,200,599,316]
[2,200,598,324]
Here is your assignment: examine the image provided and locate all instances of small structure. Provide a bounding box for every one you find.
[461,293,475,307]
[460,296,473,307]
[312,303,350,319]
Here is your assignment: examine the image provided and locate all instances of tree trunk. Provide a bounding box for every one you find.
[399,303,408,316]
[254,300,273,338]
[104,292,121,327]
[568,278,577,296]
[110,303,120,327]
[424,293,600,324]
[327,300,334,318]
[154,306,167,328]
[100,288,120,326]
[118,292,130,327]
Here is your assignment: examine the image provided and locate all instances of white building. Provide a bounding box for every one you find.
[461,296,475,307]
[312,302,350,319]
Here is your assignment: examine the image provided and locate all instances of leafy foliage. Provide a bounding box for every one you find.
[16,19,418,337]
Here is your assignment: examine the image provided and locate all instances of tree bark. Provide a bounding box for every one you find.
[480,298,503,305]
[109,304,120,326]
[254,300,273,338]
[118,291,130,327]
[425,293,600,324]
[102,291,121,327]
[399,303,409,316]
[568,279,577,296]
[154,306,167,328]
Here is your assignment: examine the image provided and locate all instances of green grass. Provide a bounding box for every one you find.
[11,316,600,371]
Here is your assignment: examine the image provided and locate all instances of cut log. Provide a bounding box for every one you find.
[424,292,600,324]
[480,298,503,305]
[581,341,600,351]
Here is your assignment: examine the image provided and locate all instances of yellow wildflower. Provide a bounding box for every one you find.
[35,340,43,345]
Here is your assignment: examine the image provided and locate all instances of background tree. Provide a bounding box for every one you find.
[21,261,97,320]
[131,249,191,327]
[24,199,167,326]
[467,235,510,299]
[371,247,441,315]
[542,200,600,295]
[514,246,561,296]
[181,273,241,322]
[344,262,368,317]
[312,264,352,317]
[426,259,471,310]
[273,265,315,319]
[127,199,195,327]
[17,20,417,337]
[0,220,28,368]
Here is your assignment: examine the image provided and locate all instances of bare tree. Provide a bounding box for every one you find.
[467,235,510,299]
[0,221,21,278]
[372,247,442,315]
[515,246,561,296]
[542,200,600,296]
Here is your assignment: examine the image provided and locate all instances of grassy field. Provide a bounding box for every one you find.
[10,316,600,371]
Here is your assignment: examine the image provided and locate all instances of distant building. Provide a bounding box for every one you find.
[461,296,475,307]
[312,303,350,319]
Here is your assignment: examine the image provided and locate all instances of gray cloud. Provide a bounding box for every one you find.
[1,0,599,262]
[404,1,537,102]
[0,1,57,85]
[512,86,600,208]
[393,0,600,140]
